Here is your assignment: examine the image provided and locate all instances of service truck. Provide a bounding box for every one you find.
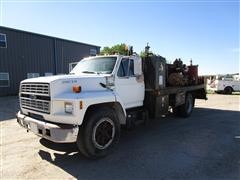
[207,74,240,94]
[17,46,207,158]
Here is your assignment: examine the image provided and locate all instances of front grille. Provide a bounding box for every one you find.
[21,97,50,113]
[20,83,50,114]
[21,83,50,96]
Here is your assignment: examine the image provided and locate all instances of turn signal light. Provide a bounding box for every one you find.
[72,85,81,93]
[80,101,83,109]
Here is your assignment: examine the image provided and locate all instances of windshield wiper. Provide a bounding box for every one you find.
[81,71,97,74]
[98,71,111,74]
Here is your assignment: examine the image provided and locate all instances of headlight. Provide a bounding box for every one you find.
[64,102,73,114]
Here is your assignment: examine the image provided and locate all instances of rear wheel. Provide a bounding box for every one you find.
[77,107,120,159]
[173,93,194,118]
[224,87,233,94]
[172,106,180,116]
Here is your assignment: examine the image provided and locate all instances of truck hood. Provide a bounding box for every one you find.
[21,74,110,97]
[21,74,108,83]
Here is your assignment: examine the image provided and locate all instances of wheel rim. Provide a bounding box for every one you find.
[186,95,193,114]
[92,118,115,150]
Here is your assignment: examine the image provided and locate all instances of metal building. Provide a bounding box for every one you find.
[0,26,100,96]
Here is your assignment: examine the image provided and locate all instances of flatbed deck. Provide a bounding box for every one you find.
[145,84,206,99]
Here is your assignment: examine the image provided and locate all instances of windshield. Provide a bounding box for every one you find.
[70,57,117,75]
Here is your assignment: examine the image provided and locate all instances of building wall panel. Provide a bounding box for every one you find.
[0,26,100,96]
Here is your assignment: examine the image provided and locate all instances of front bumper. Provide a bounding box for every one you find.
[16,111,79,143]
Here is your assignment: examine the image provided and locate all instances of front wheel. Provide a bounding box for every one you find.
[77,107,120,159]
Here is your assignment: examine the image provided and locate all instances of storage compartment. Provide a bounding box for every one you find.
[155,95,169,117]
[144,92,169,118]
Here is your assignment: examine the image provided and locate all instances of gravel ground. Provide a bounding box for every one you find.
[0,94,240,179]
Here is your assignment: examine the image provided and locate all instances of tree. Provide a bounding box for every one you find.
[100,43,128,55]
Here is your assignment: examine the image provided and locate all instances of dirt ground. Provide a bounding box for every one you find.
[0,94,240,179]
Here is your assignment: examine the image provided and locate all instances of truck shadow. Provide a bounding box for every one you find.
[38,107,240,179]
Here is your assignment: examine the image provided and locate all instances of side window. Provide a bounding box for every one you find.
[0,33,7,48]
[0,72,10,87]
[117,58,135,77]
[45,72,53,76]
[69,62,78,72]
[129,59,134,76]
[117,58,129,77]
[90,48,97,56]
[117,62,124,77]
[27,73,40,79]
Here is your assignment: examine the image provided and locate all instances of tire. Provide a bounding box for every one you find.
[77,107,120,159]
[173,93,194,118]
[224,87,233,95]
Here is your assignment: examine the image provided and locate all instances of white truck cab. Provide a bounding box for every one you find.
[17,55,145,157]
[17,52,206,158]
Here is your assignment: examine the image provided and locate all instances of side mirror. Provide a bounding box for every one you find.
[133,56,144,83]
[133,56,142,76]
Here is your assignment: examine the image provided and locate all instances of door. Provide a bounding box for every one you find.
[115,58,144,108]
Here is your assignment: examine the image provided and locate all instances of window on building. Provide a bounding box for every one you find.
[69,62,78,72]
[90,48,97,56]
[45,72,53,76]
[0,73,10,87]
[27,73,40,79]
[0,33,7,48]
[117,58,135,77]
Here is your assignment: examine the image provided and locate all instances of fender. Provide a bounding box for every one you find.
[114,93,127,116]
[53,90,126,125]
[114,92,127,124]
[82,91,127,125]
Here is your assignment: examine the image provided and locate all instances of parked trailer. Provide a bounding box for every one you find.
[17,46,207,158]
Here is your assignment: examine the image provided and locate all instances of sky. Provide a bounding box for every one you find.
[0,0,239,75]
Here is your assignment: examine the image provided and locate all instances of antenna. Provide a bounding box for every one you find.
[145,43,150,54]
[128,45,133,56]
